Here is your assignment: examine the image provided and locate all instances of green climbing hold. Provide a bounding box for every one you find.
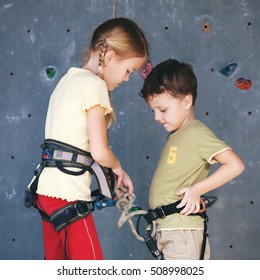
[45,66,56,79]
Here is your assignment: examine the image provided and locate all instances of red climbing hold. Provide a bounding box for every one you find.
[139,61,153,80]
[235,77,252,90]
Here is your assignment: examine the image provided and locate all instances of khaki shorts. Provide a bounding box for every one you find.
[156,229,210,260]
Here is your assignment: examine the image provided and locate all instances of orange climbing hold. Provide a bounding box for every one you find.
[202,21,211,33]
[235,77,252,90]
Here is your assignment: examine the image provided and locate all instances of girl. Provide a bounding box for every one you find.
[33,17,149,260]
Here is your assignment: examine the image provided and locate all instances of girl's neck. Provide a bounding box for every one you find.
[82,51,99,75]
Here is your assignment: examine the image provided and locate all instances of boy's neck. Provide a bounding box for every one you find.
[171,109,195,134]
[183,108,195,127]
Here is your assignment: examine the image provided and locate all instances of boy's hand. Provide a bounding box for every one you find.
[176,186,201,215]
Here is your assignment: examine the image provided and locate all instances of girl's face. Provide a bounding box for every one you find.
[147,92,194,133]
[103,52,145,91]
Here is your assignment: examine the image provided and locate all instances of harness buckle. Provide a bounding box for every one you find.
[33,162,45,177]
[74,201,94,217]
[156,206,166,219]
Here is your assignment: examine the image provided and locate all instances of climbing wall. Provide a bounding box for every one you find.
[0,0,259,260]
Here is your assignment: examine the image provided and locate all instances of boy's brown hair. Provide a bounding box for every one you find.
[140,59,197,105]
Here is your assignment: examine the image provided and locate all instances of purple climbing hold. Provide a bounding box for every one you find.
[139,61,153,80]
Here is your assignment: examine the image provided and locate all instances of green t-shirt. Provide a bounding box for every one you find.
[149,120,230,230]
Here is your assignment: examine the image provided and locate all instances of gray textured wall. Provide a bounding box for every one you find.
[0,0,259,260]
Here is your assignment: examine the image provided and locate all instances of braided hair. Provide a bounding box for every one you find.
[81,17,149,77]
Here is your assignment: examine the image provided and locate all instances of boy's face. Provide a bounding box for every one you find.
[147,92,193,133]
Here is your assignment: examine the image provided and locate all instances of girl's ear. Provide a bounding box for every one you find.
[104,50,117,66]
[183,94,193,109]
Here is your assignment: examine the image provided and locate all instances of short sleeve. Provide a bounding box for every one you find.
[196,126,231,164]
[80,79,113,115]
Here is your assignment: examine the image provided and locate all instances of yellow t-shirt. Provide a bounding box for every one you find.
[149,120,230,230]
[37,67,113,202]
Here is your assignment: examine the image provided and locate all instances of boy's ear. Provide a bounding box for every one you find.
[104,50,116,65]
[183,94,193,109]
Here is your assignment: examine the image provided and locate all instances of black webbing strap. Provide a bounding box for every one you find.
[134,212,165,260]
[142,231,165,260]
[143,200,207,223]
[143,200,180,223]
[200,212,209,260]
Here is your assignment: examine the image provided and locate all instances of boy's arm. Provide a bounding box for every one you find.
[176,149,245,215]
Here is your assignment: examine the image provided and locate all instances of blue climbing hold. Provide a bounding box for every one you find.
[219,63,238,77]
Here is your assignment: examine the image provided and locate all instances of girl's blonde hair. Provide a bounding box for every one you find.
[81,17,149,66]
[81,18,150,127]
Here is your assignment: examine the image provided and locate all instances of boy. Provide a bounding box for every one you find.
[139,59,245,260]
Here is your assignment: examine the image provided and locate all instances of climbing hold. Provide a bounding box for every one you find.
[202,21,211,33]
[219,63,238,77]
[139,61,153,80]
[128,205,142,217]
[44,66,56,79]
[235,77,252,90]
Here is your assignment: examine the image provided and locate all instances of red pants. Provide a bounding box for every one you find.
[37,194,104,260]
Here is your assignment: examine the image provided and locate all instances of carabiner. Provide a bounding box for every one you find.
[198,198,206,213]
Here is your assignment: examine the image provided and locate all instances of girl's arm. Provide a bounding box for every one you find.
[87,105,133,193]
[176,149,245,215]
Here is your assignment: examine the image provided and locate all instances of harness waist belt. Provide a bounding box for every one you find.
[143,199,207,223]
[37,139,115,199]
[41,139,94,171]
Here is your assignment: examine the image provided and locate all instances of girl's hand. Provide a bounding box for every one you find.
[176,186,201,215]
[120,169,134,195]
[112,166,134,195]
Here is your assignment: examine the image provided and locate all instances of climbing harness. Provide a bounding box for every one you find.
[24,138,116,232]
[115,188,215,260]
